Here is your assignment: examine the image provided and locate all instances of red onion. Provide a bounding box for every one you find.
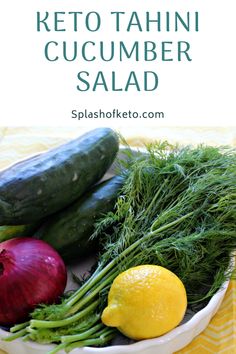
[0,237,67,326]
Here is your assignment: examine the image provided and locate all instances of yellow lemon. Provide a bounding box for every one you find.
[101,265,187,340]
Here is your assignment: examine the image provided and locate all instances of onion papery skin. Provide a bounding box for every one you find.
[0,237,67,326]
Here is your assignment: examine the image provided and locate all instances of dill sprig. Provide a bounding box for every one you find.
[6,142,236,353]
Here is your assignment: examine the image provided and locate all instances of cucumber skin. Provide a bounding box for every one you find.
[35,175,124,262]
[0,128,119,225]
[0,223,39,243]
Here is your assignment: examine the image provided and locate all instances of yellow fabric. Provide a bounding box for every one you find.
[176,280,236,354]
[0,126,235,354]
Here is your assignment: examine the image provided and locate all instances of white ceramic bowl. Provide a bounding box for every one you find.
[0,279,229,354]
[0,149,230,354]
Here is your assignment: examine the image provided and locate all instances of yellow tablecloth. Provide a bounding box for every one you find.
[0,126,235,354]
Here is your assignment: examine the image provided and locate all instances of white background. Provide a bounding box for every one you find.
[0,0,235,127]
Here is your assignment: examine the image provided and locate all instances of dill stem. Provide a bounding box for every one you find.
[117,211,195,260]
[64,265,103,304]
[64,330,115,353]
[65,261,118,310]
[61,323,104,343]
[65,247,136,313]
[30,300,99,329]
[150,211,194,233]
[47,342,67,354]
[66,269,120,316]
[144,179,168,216]
[9,321,30,333]
[47,328,115,354]
[4,328,28,342]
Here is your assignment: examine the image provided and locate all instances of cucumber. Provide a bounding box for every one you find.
[35,175,124,262]
[0,128,119,225]
[0,223,40,243]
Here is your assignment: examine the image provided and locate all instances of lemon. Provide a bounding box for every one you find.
[101,265,187,340]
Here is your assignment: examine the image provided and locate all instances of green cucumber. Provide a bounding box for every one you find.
[35,175,124,262]
[0,223,40,242]
[0,128,119,225]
